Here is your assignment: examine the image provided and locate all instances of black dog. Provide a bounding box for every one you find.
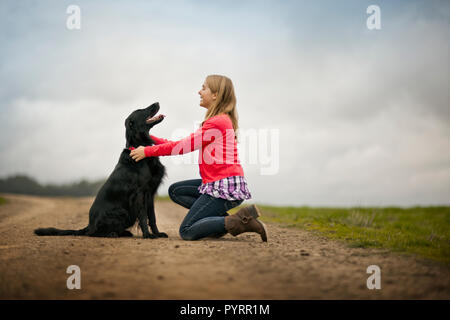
[34,102,167,239]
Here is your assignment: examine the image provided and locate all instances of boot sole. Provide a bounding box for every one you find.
[248,204,268,242]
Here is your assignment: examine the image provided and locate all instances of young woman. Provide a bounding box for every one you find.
[130,75,267,242]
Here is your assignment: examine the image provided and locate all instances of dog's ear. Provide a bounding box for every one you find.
[125,126,135,148]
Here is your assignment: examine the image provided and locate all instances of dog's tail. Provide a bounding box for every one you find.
[34,226,88,236]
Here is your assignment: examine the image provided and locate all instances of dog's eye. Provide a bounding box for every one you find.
[129,121,134,128]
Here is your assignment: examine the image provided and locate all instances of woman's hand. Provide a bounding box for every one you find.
[130,146,147,162]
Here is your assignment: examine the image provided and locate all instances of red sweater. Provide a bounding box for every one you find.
[145,114,245,183]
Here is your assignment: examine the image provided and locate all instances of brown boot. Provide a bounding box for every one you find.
[224,204,268,242]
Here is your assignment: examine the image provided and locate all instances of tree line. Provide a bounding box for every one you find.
[0,174,106,197]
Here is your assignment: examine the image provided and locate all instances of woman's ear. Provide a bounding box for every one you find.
[212,93,217,100]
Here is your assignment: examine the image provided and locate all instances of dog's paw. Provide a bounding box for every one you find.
[143,233,158,239]
[107,232,119,238]
[156,232,168,238]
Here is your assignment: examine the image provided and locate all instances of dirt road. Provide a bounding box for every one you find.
[0,193,449,299]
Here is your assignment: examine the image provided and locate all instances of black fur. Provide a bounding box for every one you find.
[34,102,167,239]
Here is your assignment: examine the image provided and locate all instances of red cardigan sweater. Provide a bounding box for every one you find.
[145,114,245,184]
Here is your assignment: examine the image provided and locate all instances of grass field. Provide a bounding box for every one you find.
[252,205,450,264]
[0,196,6,205]
[156,195,171,202]
[156,195,450,264]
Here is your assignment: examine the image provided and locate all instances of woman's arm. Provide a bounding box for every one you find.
[150,135,174,145]
[145,120,217,157]
[130,117,223,162]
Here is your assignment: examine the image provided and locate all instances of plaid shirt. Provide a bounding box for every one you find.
[198,176,252,201]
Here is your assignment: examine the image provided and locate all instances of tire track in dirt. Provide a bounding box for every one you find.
[0,193,449,299]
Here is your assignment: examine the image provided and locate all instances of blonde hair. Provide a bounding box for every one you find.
[201,74,239,141]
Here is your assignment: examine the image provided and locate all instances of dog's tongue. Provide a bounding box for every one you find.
[146,114,165,123]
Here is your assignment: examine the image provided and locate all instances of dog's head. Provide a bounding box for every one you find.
[125,102,165,148]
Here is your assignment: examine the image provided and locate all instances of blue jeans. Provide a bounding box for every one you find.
[168,179,244,240]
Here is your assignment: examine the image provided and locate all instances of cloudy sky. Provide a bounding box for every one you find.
[0,0,449,206]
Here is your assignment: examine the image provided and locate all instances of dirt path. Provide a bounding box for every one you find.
[0,193,449,299]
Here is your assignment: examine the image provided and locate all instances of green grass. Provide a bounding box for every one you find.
[156,195,449,264]
[0,197,6,205]
[252,205,450,265]
[155,195,171,201]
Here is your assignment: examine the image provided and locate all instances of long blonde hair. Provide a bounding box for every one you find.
[201,74,239,141]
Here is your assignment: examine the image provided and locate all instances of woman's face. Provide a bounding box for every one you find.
[198,81,217,109]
